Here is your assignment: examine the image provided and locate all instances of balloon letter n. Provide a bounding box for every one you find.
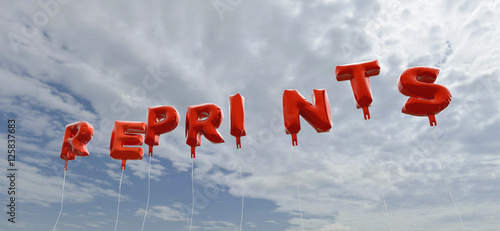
[282,89,332,146]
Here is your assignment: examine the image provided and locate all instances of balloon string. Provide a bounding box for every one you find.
[52,170,67,231]
[114,169,124,231]
[189,158,194,231]
[140,155,152,231]
[366,121,393,231]
[238,148,245,231]
[433,127,467,231]
[293,146,304,231]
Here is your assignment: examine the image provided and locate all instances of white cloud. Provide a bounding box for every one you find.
[126,156,166,181]
[0,0,498,230]
[321,223,357,231]
[286,218,357,231]
[0,162,120,207]
[135,205,186,222]
[199,220,239,231]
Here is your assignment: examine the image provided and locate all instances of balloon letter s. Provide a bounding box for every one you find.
[398,67,452,126]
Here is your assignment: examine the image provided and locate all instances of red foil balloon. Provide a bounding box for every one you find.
[398,67,452,126]
[110,121,147,170]
[229,93,246,149]
[282,89,332,146]
[145,105,180,156]
[60,121,94,171]
[185,104,225,158]
[335,60,381,120]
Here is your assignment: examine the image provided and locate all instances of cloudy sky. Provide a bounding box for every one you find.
[0,0,499,230]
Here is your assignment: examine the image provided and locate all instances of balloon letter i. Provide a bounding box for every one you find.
[109,121,147,170]
[229,93,246,149]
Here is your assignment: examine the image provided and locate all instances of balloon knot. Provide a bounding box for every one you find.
[149,145,153,157]
[236,136,241,149]
[291,133,298,146]
[362,107,370,120]
[121,159,127,170]
[191,146,196,158]
[428,114,437,126]
[64,160,68,171]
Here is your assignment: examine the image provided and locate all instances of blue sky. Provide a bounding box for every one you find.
[0,0,499,230]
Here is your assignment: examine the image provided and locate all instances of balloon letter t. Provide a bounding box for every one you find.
[335,60,381,120]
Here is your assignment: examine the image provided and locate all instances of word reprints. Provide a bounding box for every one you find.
[58,60,452,171]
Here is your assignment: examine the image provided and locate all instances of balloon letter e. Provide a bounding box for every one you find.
[185,104,225,158]
[283,89,332,146]
[398,67,452,126]
[60,121,94,171]
[335,60,381,120]
[110,121,147,170]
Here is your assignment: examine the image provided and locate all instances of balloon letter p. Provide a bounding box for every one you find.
[145,105,180,156]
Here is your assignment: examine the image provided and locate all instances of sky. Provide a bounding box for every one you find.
[0,0,499,230]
